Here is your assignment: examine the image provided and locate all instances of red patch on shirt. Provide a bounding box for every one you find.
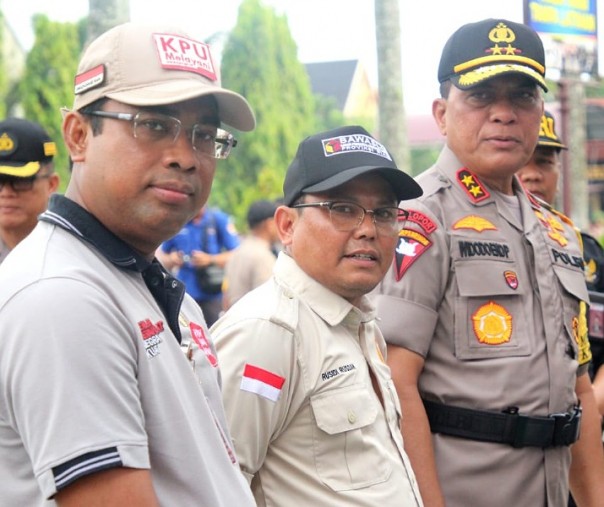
[190,322,218,367]
[394,229,432,280]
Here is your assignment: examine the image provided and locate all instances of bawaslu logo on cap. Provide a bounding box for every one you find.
[538,111,567,150]
[322,133,393,161]
[438,19,547,92]
[283,125,422,206]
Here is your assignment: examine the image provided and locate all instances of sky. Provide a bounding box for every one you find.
[3,0,602,115]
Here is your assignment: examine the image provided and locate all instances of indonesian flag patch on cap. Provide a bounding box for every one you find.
[240,364,285,402]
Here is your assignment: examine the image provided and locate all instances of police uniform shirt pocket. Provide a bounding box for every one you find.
[310,384,391,491]
[454,260,532,360]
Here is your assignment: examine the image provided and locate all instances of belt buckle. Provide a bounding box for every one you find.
[550,405,582,446]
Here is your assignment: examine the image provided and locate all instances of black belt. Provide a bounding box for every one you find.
[423,399,582,448]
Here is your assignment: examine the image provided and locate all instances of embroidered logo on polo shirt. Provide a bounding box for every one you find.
[190,322,218,367]
[138,319,165,359]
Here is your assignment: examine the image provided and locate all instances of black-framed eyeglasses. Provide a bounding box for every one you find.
[293,201,408,235]
[82,110,238,160]
[0,172,51,192]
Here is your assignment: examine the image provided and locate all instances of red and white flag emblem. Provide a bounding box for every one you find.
[240,364,285,402]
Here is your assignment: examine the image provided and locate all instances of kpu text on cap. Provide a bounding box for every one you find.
[438,18,547,92]
[283,125,422,206]
[0,118,56,178]
[538,111,567,150]
[72,22,255,131]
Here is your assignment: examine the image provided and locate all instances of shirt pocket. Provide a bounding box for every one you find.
[454,260,532,360]
[310,384,391,491]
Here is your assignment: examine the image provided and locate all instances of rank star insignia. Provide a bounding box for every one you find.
[457,168,490,203]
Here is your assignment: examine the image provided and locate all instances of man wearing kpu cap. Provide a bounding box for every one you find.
[373,19,604,507]
[0,23,257,506]
[0,118,58,265]
[212,125,424,505]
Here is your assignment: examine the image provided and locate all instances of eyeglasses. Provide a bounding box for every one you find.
[0,172,51,192]
[82,110,238,159]
[293,201,408,235]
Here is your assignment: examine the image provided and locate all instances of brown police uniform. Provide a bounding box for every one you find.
[374,145,591,507]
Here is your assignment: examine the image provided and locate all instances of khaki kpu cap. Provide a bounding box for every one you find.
[72,22,255,131]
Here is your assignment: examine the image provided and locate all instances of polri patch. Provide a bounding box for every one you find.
[190,322,218,367]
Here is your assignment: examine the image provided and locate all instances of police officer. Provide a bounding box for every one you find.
[373,19,604,507]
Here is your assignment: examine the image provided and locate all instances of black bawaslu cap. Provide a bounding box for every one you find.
[438,18,547,91]
[283,125,422,206]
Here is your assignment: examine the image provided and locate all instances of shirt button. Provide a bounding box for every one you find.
[348,411,357,424]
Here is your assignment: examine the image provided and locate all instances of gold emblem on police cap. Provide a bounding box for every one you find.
[488,22,518,56]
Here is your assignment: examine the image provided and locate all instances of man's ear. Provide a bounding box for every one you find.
[432,98,448,136]
[62,112,89,163]
[274,206,298,248]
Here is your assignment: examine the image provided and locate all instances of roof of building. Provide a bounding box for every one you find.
[305,60,358,110]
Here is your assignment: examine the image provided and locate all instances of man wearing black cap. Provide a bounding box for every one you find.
[0,118,59,265]
[212,126,424,506]
[222,199,280,310]
[373,19,604,507]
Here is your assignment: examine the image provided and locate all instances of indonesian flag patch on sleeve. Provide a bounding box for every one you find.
[240,364,286,402]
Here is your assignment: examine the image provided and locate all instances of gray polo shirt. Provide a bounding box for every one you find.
[0,195,254,506]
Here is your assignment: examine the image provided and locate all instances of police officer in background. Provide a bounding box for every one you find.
[0,118,59,265]
[518,111,604,434]
[373,19,604,507]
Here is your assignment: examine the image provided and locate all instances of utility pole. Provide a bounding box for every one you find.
[558,76,589,229]
[375,0,410,173]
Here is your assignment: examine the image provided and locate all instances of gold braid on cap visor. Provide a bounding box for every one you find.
[457,63,547,89]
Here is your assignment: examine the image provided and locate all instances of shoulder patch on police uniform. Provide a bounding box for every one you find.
[456,168,490,203]
[406,209,437,234]
[394,229,432,280]
[453,215,497,232]
[472,301,512,345]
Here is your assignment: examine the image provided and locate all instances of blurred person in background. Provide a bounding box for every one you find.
[158,204,240,326]
[0,118,58,265]
[222,199,279,310]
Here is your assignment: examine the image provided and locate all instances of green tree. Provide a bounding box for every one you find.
[19,15,83,191]
[215,0,317,229]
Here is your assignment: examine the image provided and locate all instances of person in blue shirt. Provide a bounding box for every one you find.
[158,205,240,326]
